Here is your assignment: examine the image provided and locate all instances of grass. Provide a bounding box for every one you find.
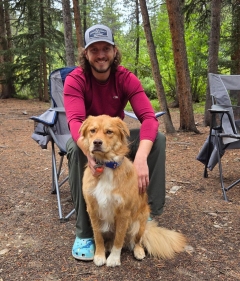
[193,101,205,114]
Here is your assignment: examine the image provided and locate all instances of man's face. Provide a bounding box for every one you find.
[85,42,117,74]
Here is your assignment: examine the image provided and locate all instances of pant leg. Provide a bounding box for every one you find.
[128,129,166,216]
[66,138,93,238]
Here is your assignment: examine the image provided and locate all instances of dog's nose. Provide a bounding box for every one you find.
[93,139,103,147]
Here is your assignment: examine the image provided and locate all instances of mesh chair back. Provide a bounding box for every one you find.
[50,67,76,107]
[49,67,76,151]
[209,73,240,138]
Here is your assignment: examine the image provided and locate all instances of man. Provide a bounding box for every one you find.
[63,24,166,261]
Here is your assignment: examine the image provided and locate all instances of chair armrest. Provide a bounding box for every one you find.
[124,110,165,120]
[50,107,65,112]
[30,109,57,126]
[208,105,229,113]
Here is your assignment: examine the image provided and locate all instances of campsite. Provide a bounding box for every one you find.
[0,98,239,281]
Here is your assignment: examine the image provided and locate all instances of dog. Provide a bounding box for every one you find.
[80,115,187,267]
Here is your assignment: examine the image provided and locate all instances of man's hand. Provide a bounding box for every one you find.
[133,139,153,193]
[86,153,104,176]
[133,157,149,193]
[77,137,104,176]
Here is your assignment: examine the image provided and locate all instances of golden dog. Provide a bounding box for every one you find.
[80,115,186,267]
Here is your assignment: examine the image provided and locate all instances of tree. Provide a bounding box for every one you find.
[204,0,221,126]
[166,0,199,132]
[134,0,140,76]
[40,0,48,101]
[73,0,83,50]
[62,0,75,66]
[99,0,122,33]
[139,0,175,133]
[230,0,240,74]
[0,0,15,98]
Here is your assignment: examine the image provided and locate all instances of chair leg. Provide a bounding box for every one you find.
[51,142,64,219]
[51,140,75,222]
[215,135,229,201]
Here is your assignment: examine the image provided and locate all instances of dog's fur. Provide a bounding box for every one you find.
[80,115,187,267]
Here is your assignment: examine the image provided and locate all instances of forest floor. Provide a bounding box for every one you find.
[0,98,240,281]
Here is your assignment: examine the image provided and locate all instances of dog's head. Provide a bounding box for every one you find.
[79,115,130,162]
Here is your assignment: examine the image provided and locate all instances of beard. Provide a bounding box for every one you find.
[89,58,114,73]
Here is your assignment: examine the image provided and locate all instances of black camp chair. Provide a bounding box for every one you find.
[31,66,165,221]
[197,73,240,201]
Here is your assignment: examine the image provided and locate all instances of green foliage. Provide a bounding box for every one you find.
[125,99,160,112]
[126,99,205,115]
[4,0,66,98]
[140,77,157,100]
[3,0,238,103]
[193,101,205,114]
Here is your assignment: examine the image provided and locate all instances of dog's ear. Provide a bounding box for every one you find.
[79,116,92,137]
[115,117,130,140]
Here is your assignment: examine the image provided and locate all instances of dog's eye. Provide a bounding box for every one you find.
[90,129,96,133]
[106,130,113,135]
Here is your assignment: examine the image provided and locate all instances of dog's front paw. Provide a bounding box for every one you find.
[106,253,121,267]
[94,255,106,266]
[133,244,146,260]
[106,246,121,267]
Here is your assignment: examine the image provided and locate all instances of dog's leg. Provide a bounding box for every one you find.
[133,221,146,260]
[106,213,130,267]
[85,202,107,266]
[93,230,106,266]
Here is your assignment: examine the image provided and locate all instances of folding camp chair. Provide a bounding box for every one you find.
[31,67,76,222]
[197,73,240,201]
[31,66,165,222]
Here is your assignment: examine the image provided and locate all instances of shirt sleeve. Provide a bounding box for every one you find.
[63,69,86,142]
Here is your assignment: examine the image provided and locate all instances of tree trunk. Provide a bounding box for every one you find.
[0,0,14,99]
[83,0,87,33]
[134,0,140,77]
[204,0,221,126]
[139,0,175,133]
[72,0,83,51]
[62,0,75,66]
[231,1,240,74]
[166,0,199,133]
[40,0,49,102]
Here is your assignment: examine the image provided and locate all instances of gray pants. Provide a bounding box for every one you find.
[66,129,166,239]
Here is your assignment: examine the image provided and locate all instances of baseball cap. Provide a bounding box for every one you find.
[84,24,115,49]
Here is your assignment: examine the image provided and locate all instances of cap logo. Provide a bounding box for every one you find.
[89,28,108,40]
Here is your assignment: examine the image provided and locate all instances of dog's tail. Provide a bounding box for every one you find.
[141,220,187,259]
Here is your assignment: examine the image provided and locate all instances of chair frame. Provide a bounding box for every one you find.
[204,73,240,201]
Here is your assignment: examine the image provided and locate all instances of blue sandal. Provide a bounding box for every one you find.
[72,237,95,260]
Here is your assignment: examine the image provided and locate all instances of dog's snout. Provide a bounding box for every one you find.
[93,139,103,147]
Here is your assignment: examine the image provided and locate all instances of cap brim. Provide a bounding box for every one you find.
[85,39,115,49]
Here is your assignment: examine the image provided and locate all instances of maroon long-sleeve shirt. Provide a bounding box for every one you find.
[63,66,159,142]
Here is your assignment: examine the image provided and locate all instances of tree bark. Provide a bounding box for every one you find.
[134,0,140,77]
[166,0,199,132]
[62,0,75,66]
[72,0,83,51]
[204,0,221,126]
[0,0,14,98]
[40,0,49,102]
[139,0,175,133]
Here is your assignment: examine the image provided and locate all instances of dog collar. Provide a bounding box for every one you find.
[95,160,122,169]
[104,161,122,169]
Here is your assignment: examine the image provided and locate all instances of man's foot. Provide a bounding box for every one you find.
[72,237,95,260]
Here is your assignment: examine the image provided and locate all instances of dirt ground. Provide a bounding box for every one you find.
[0,98,240,281]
